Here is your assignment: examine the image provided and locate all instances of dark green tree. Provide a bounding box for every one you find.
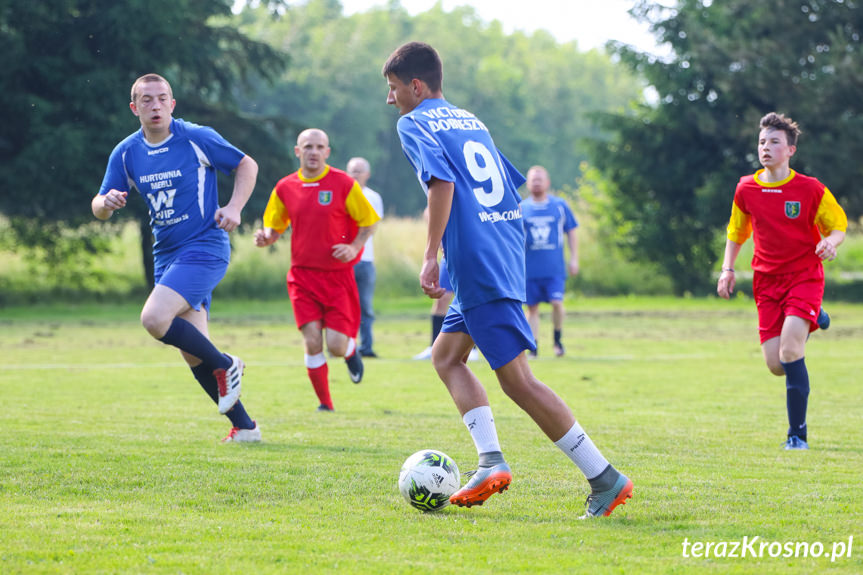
[591,0,863,294]
[0,0,290,288]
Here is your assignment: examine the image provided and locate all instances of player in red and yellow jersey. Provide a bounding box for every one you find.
[254,129,380,411]
[717,112,847,451]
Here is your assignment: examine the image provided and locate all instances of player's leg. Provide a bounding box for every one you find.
[525,278,541,358]
[779,315,814,449]
[142,264,239,413]
[181,307,259,442]
[468,299,630,516]
[354,261,376,357]
[526,304,540,358]
[300,320,334,411]
[551,299,565,357]
[432,329,510,507]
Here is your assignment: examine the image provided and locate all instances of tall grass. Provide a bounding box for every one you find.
[2,211,863,305]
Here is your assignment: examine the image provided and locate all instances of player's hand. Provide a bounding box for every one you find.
[253,228,277,247]
[717,270,735,299]
[815,239,837,261]
[419,258,445,299]
[104,190,128,211]
[331,243,358,262]
[215,204,241,232]
[568,258,580,276]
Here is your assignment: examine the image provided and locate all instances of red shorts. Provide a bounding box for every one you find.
[287,266,360,337]
[753,266,824,343]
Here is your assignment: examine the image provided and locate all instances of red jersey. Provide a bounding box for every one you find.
[726,169,847,274]
[263,166,380,271]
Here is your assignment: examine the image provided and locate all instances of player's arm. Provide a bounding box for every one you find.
[566,227,579,276]
[215,155,259,233]
[421,178,454,299]
[332,182,382,262]
[717,200,750,299]
[92,189,128,220]
[814,187,847,262]
[254,187,289,247]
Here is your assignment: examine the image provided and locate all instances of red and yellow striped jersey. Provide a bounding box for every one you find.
[727,169,847,274]
[263,166,380,270]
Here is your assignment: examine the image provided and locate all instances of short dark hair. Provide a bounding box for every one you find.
[130,73,172,103]
[382,42,443,93]
[760,112,801,146]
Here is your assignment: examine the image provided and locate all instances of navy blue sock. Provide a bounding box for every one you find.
[160,318,231,370]
[781,357,810,441]
[554,329,562,345]
[190,364,254,429]
[431,315,445,344]
[191,363,219,403]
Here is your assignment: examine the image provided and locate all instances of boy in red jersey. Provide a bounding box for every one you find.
[717,112,847,450]
[254,129,380,411]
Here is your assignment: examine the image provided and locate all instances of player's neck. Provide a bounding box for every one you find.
[759,164,791,183]
[530,191,548,202]
[142,125,172,146]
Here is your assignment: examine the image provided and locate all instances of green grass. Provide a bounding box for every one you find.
[2,297,862,574]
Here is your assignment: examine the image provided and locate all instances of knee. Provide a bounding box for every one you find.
[767,363,785,377]
[140,309,169,338]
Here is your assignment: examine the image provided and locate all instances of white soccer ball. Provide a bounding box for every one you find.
[398,449,461,512]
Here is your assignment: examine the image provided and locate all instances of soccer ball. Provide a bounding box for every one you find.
[398,450,461,512]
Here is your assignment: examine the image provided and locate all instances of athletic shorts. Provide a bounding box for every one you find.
[753,266,824,343]
[442,298,536,370]
[155,250,229,312]
[287,266,360,336]
[525,276,566,306]
[439,257,453,292]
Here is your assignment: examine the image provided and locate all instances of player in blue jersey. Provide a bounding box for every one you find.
[92,73,261,443]
[520,165,579,358]
[383,42,632,517]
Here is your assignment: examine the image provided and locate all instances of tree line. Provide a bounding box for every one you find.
[2,0,862,295]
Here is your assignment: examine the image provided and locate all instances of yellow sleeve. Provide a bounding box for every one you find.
[345,182,381,227]
[262,188,291,233]
[726,200,752,244]
[815,187,848,236]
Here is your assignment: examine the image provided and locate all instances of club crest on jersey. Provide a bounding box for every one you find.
[785,201,801,219]
[318,190,333,205]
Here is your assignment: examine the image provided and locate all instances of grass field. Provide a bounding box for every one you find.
[2,296,861,574]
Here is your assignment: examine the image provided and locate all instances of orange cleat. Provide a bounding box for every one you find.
[449,463,512,508]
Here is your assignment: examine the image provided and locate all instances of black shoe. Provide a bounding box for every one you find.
[360,350,378,358]
[346,352,364,384]
[317,404,334,412]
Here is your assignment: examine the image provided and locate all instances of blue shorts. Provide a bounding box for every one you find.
[525,276,565,306]
[439,257,453,292]
[442,298,536,370]
[155,251,229,312]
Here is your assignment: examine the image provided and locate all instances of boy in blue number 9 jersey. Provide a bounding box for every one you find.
[383,42,632,517]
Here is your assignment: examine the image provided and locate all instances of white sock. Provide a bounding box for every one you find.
[462,405,502,454]
[345,338,356,357]
[304,353,326,369]
[554,421,610,480]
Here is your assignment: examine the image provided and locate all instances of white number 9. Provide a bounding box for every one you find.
[464,140,504,207]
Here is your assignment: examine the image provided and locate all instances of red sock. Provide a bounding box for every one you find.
[307,363,333,409]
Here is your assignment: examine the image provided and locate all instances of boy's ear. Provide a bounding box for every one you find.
[411,78,425,95]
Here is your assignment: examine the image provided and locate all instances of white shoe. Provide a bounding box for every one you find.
[413,346,433,360]
[221,422,261,443]
[215,354,244,414]
[467,347,480,362]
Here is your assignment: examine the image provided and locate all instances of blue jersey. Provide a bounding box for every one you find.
[397,98,526,310]
[520,195,578,280]
[98,118,245,265]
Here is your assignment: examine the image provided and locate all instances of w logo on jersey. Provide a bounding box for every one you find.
[529,224,551,245]
[785,201,801,219]
[147,189,177,212]
[318,191,333,205]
